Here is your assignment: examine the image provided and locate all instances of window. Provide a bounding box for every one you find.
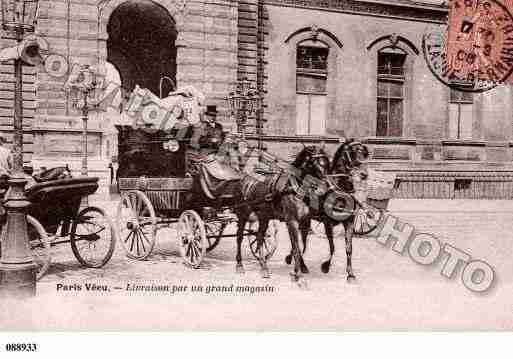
[376,50,406,137]
[296,41,328,135]
[449,88,473,139]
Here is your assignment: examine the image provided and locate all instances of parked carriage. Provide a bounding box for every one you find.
[115,126,278,268]
[0,172,116,280]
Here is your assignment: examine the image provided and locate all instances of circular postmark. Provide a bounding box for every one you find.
[423,0,513,92]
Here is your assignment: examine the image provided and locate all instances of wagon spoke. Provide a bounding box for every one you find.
[124,230,134,243]
[130,232,136,253]
[189,242,196,260]
[135,232,141,256]
[137,230,146,252]
[136,195,143,217]
[191,242,200,262]
[139,229,151,245]
[186,242,192,258]
[263,239,269,252]
[192,237,202,252]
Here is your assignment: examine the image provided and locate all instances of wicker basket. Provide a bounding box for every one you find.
[366,169,396,210]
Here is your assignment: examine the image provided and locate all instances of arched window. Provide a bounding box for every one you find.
[376,47,407,137]
[295,40,329,135]
[368,34,419,138]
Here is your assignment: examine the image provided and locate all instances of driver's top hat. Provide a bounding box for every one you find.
[205,105,217,117]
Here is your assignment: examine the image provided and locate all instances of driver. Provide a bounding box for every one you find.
[187,105,225,175]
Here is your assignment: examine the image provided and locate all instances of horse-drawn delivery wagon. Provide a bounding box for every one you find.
[115,87,278,268]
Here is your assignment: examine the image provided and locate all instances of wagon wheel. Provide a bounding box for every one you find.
[353,203,383,235]
[247,219,279,261]
[116,190,157,260]
[27,215,51,280]
[70,207,116,268]
[310,220,345,238]
[205,221,227,252]
[177,210,207,268]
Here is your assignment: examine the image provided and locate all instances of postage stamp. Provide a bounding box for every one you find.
[423,0,513,91]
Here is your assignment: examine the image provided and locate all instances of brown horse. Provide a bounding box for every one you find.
[185,145,330,281]
[236,145,331,281]
[284,139,369,281]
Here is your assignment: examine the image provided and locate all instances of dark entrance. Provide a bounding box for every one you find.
[107,0,177,97]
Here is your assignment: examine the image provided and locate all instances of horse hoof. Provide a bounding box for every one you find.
[285,254,292,265]
[297,278,309,290]
[347,274,356,283]
[301,264,310,274]
[321,261,331,274]
[236,264,245,274]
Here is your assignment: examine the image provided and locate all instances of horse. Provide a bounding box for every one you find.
[185,144,331,281]
[236,145,331,281]
[284,139,370,281]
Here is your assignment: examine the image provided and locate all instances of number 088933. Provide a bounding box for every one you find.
[5,343,37,352]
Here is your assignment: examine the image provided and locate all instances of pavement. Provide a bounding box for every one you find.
[1,198,513,330]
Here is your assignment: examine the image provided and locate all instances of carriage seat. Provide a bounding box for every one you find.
[199,158,241,200]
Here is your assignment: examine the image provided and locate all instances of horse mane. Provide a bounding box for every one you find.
[331,138,353,173]
[291,145,314,169]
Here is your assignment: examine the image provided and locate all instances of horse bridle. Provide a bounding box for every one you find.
[308,152,330,177]
[342,141,367,168]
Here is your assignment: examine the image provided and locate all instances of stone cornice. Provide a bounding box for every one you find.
[364,137,417,145]
[245,134,344,143]
[441,139,487,146]
[266,0,448,24]
[32,126,104,133]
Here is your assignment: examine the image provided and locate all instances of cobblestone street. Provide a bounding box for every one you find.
[2,198,513,330]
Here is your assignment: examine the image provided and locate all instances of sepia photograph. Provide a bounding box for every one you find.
[0,0,512,336]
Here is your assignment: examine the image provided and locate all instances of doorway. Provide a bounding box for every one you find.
[107,0,177,98]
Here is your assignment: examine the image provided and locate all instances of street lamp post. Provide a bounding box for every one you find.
[65,65,99,177]
[226,77,262,147]
[0,0,40,298]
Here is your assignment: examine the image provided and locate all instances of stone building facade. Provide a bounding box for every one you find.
[0,0,512,198]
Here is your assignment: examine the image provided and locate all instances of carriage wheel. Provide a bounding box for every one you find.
[247,219,279,261]
[205,221,227,252]
[310,220,345,238]
[177,210,207,268]
[353,204,383,235]
[116,190,157,260]
[27,215,51,280]
[70,207,116,268]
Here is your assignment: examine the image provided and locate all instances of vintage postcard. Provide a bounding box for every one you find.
[0,0,512,332]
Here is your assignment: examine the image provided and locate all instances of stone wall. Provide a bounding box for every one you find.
[0,0,239,196]
[261,1,513,174]
[0,33,36,164]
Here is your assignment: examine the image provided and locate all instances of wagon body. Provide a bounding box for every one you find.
[116,125,193,214]
[118,177,193,218]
